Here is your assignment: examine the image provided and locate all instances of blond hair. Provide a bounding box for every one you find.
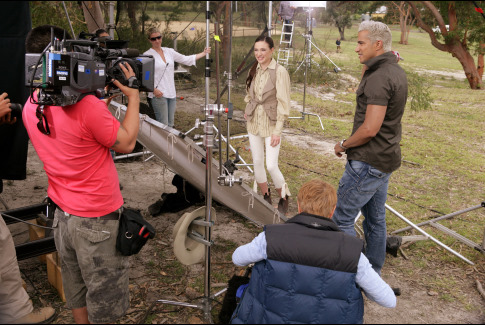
[297,179,337,218]
[147,27,161,39]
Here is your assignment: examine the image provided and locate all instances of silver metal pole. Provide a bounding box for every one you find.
[203,2,213,322]
[62,1,76,39]
[302,7,312,115]
[108,1,115,39]
[385,204,474,265]
[227,1,233,162]
[309,39,341,72]
[392,203,485,234]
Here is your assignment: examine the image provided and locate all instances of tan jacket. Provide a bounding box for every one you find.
[245,59,291,137]
[245,64,279,125]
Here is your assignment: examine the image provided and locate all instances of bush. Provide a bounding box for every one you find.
[406,70,434,112]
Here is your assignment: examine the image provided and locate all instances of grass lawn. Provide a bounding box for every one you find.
[179,21,484,267]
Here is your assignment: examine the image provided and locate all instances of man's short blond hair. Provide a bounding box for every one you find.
[358,21,392,52]
[297,179,337,218]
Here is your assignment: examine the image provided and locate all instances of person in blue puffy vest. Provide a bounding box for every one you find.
[231,179,396,324]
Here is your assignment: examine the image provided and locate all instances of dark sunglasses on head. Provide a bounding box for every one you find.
[149,36,162,41]
[36,105,50,135]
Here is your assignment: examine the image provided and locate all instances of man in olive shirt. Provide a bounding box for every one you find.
[333,21,407,275]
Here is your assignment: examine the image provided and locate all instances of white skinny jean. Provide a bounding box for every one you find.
[248,133,289,197]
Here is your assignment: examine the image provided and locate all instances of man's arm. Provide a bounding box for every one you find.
[355,253,396,307]
[232,232,267,266]
[110,62,141,153]
[334,104,386,157]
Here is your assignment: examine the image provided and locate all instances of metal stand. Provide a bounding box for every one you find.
[156,3,240,322]
[1,201,57,260]
[290,6,341,132]
[354,203,477,265]
[391,201,485,255]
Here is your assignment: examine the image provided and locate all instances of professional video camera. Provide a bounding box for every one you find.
[25,32,154,107]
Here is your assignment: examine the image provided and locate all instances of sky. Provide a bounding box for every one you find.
[289,1,326,8]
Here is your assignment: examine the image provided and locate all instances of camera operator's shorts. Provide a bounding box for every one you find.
[53,209,129,323]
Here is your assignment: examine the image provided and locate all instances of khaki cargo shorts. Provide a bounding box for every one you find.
[53,209,130,323]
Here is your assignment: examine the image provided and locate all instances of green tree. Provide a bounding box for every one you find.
[322,1,361,41]
[408,1,485,89]
[30,1,86,36]
[391,1,415,45]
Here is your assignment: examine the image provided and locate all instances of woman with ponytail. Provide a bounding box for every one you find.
[244,35,291,215]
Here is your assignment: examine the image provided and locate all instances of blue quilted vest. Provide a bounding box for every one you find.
[231,213,364,324]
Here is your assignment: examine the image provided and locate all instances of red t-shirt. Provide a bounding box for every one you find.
[22,95,123,217]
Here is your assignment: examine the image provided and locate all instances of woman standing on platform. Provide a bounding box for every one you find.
[144,27,210,127]
[244,35,291,215]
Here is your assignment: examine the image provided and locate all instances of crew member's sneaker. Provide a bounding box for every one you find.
[12,306,56,324]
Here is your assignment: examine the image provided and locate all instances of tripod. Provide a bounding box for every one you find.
[289,6,341,132]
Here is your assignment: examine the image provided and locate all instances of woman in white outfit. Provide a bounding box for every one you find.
[244,35,291,215]
[143,28,210,127]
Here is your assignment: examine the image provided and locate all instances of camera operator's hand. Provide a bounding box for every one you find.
[153,89,163,98]
[0,92,16,125]
[111,62,139,99]
[101,84,122,106]
[110,62,140,154]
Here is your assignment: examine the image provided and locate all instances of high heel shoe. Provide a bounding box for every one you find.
[277,195,289,215]
[263,189,272,205]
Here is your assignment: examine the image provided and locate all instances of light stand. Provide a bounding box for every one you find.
[289,5,341,131]
[156,2,227,323]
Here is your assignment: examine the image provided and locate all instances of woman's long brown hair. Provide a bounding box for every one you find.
[246,35,275,91]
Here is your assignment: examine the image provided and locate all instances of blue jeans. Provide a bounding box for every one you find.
[333,160,391,275]
[150,97,176,127]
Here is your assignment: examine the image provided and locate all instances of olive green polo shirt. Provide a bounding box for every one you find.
[346,51,408,173]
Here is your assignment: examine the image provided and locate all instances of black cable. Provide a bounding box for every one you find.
[173,11,202,41]
[1,213,54,230]
[20,269,43,297]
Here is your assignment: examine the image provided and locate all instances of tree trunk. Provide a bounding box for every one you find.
[399,14,406,44]
[125,2,139,37]
[81,1,105,33]
[141,2,148,36]
[405,17,415,44]
[395,1,411,45]
[338,26,345,41]
[452,43,483,89]
[478,43,485,80]
[243,2,248,27]
[408,1,483,89]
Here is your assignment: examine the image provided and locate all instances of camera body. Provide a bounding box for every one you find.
[25,39,154,106]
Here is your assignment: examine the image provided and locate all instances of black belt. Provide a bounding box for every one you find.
[58,207,121,220]
[97,211,121,220]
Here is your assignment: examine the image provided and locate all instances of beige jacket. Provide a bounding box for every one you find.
[245,59,291,137]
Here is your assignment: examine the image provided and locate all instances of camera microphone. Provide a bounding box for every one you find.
[114,48,140,58]
[96,48,140,59]
[109,48,140,58]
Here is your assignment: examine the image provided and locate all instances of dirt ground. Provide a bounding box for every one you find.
[2,82,484,324]
[166,21,280,39]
